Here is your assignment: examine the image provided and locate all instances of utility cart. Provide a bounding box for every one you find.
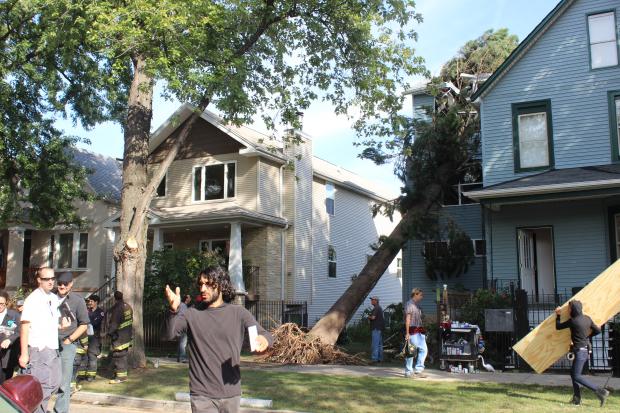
[439,324,480,371]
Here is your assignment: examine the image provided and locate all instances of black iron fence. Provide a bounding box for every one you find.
[245,299,308,331]
[438,286,620,376]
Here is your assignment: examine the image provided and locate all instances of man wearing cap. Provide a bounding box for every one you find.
[368,296,384,363]
[15,299,24,313]
[52,272,89,413]
[19,267,69,413]
[85,294,105,381]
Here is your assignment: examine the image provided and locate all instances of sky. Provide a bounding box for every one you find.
[58,0,562,198]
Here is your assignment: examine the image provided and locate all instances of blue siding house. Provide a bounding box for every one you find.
[467,0,620,301]
[402,86,486,314]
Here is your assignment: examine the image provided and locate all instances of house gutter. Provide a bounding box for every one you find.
[280,163,287,300]
[464,179,620,201]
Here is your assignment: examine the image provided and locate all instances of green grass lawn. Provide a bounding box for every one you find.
[80,363,618,413]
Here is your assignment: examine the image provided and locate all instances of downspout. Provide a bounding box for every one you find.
[279,163,287,300]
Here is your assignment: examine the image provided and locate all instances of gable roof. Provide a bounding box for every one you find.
[72,148,122,202]
[470,0,574,101]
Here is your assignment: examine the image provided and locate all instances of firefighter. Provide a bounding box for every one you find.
[107,291,133,384]
[85,294,105,381]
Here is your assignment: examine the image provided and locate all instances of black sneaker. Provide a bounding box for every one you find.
[596,388,609,407]
[569,395,581,405]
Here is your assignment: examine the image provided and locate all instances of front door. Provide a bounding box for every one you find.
[518,227,556,301]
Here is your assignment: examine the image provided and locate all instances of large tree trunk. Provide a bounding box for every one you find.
[113,55,210,367]
[310,164,454,345]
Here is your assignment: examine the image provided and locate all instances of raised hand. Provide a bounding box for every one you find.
[165,285,181,312]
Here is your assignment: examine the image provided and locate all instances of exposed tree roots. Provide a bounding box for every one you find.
[260,323,365,365]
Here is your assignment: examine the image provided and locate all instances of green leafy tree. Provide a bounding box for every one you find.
[4,0,427,363]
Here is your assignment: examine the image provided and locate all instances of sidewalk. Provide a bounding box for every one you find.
[248,363,620,390]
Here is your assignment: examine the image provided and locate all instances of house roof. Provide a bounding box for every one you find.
[470,0,574,101]
[312,156,397,201]
[72,149,122,202]
[150,204,288,227]
[465,164,620,201]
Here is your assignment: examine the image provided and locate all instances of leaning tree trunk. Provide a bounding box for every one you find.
[310,163,454,345]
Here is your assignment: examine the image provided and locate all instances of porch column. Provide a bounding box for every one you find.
[228,222,245,293]
[153,227,163,252]
[6,227,25,289]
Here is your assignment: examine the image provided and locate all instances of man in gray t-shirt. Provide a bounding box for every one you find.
[368,296,384,362]
[166,266,273,413]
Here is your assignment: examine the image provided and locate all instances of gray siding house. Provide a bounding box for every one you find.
[402,87,486,314]
[467,0,620,301]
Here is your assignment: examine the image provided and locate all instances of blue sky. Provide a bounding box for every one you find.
[59,0,561,198]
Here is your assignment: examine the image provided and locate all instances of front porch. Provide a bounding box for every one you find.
[147,207,290,301]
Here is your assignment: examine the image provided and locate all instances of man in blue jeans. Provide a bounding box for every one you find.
[53,272,89,413]
[555,300,609,407]
[404,288,427,378]
[368,296,384,363]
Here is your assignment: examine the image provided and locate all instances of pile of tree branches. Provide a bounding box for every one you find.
[261,323,364,365]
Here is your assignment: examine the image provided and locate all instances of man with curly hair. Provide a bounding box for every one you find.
[165,266,273,413]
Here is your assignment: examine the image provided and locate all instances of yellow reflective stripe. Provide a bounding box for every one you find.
[80,337,88,345]
[116,372,128,377]
[77,371,87,377]
[76,349,87,355]
[119,320,132,329]
[86,371,97,377]
[114,340,133,351]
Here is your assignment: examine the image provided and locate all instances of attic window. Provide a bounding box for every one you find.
[156,173,167,197]
[588,12,618,69]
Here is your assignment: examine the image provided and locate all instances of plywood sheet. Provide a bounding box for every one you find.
[513,259,620,373]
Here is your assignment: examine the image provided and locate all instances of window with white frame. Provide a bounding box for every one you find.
[52,232,89,269]
[588,12,618,69]
[156,173,167,197]
[325,182,335,215]
[473,239,486,257]
[193,162,236,201]
[328,245,337,277]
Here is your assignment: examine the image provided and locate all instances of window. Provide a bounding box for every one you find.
[156,173,167,197]
[199,240,229,258]
[512,100,553,172]
[53,232,89,269]
[163,242,174,250]
[328,245,337,278]
[325,182,335,215]
[193,162,236,201]
[424,241,448,260]
[473,239,486,257]
[78,233,88,268]
[588,12,618,69]
[57,233,73,269]
[609,91,620,160]
[396,258,402,278]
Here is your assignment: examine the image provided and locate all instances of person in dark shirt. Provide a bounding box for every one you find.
[368,296,384,363]
[85,294,105,381]
[165,266,273,413]
[555,300,609,407]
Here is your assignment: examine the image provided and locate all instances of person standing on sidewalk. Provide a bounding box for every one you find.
[107,291,133,384]
[368,296,384,363]
[177,294,192,363]
[85,294,105,381]
[0,290,20,383]
[53,272,89,413]
[165,266,273,413]
[555,300,609,407]
[19,267,69,413]
[404,288,427,378]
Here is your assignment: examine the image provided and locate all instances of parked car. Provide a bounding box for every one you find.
[0,375,43,413]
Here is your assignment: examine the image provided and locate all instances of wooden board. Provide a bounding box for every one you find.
[513,259,620,373]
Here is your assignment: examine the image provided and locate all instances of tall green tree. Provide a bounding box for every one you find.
[310,28,518,344]
[4,0,427,364]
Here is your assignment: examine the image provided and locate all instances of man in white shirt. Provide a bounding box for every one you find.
[19,267,69,413]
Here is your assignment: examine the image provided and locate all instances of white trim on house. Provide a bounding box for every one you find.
[190,160,237,204]
[465,179,620,200]
[52,230,89,271]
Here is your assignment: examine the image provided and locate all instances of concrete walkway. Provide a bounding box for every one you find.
[247,363,620,390]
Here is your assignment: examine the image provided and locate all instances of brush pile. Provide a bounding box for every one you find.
[261,323,365,365]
